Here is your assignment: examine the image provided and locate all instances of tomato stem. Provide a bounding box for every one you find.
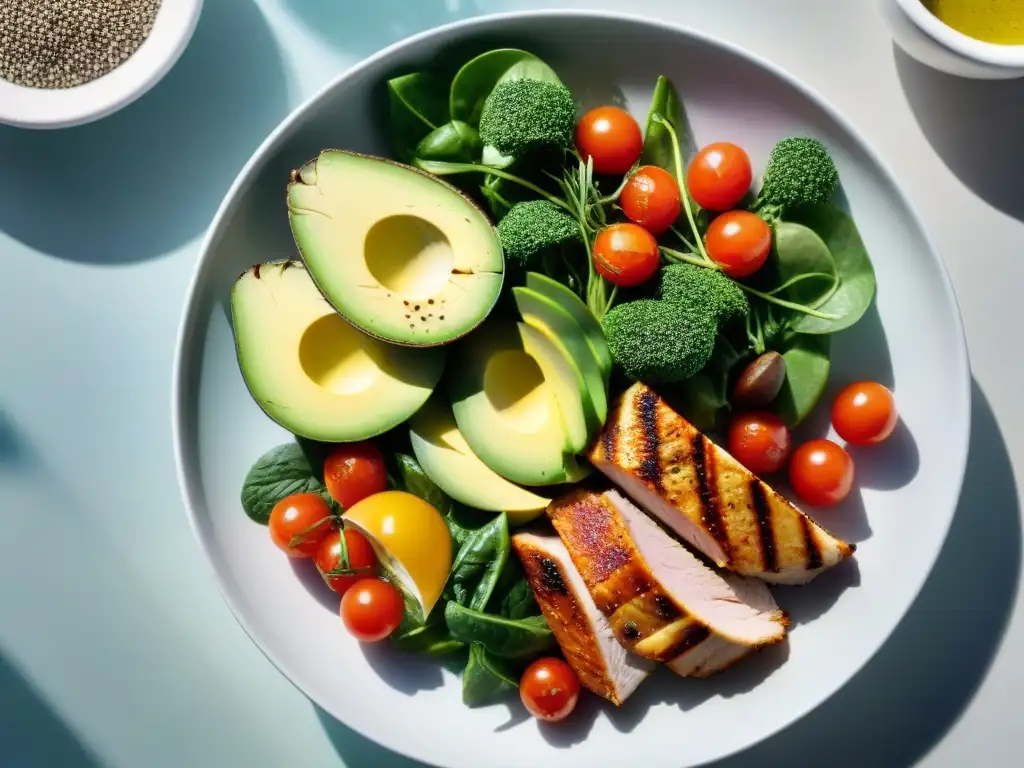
[413,160,573,214]
[287,515,335,549]
[651,114,709,263]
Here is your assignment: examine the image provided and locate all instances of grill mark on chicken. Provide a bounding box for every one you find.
[693,433,729,554]
[799,514,823,570]
[661,623,712,661]
[653,594,680,621]
[601,418,619,463]
[635,387,662,489]
[750,480,777,573]
[539,557,568,595]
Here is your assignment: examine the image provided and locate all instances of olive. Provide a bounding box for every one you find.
[733,351,786,408]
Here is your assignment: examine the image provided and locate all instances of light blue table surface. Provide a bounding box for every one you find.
[2,1,1023,766]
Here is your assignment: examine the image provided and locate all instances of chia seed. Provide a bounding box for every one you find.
[0,0,163,90]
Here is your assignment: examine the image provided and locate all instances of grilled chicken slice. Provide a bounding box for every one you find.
[587,382,855,585]
[512,532,654,704]
[548,488,787,678]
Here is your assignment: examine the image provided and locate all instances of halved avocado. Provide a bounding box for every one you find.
[513,286,608,435]
[524,272,612,382]
[231,261,445,442]
[288,150,504,347]
[409,394,551,525]
[449,318,588,487]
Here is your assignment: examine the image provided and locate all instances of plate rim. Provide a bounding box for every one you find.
[170,9,972,767]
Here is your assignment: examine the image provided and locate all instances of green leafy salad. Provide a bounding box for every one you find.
[228,46,892,722]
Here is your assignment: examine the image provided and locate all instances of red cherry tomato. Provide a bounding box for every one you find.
[788,439,855,508]
[339,578,405,642]
[268,493,334,558]
[832,381,899,446]
[620,165,682,235]
[323,442,387,510]
[520,657,581,723]
[314,528,378,595]
[686,142,753,212]
[704,210,772,278]
[728,411,792,475]
[593,222,660,287]
[575,106,643,175]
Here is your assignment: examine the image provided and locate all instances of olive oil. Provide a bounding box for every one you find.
[923,0,1024,45]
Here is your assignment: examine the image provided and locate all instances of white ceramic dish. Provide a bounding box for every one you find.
[172,11,970,768]
[0,0,204,129]
[880,0,1024,79]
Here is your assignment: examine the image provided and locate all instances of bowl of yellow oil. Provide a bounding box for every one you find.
[881,0,1024,78]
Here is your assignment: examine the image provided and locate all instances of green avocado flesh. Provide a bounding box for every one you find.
[524,272,612,382]
[288,150,504,346]
[449,318,589,487]
[231,261,446,442]
[513,286,607,438]
[409,393,551,523]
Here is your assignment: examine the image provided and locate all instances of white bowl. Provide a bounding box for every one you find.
[172,10,970,768]
[881,0,1024,79]
[0,0,204,129]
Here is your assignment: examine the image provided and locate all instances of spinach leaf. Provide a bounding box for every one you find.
[445,602,555,659]
[449,48,562,125]
[391,598,464,657]
[448,512,510,610]
[772,220,838,307]
[784,203,877,334]
[498,575,539,620]
[639,75,698,175]
[444,503,489,551]
[487,556,539,619]
[387,71,450,163]
[415,120,481,163]
[394,453,449,511]
[240,442,330,524]
[774,333,832,427]
[677,369,730,432]
[462,643,518,707]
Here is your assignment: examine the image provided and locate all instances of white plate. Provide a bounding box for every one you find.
[172,11,970,768]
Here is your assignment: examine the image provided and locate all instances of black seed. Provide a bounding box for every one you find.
[414,305,420,311]
[428,299,435,305]
[420,316,426,322]
[439,315,445,320]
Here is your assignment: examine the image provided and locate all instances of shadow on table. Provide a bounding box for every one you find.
[283,0,486,58]
[316,705,426,768]
[893,44,1024,222]
[0,0,289,265]
[0,652,102,768]
[709,377,1020,768]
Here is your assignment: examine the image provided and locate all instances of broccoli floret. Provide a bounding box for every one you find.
[754,137,839,218]
[497,200,580,267]
[658,263,749,322]
[478,78,576,158]
[602,299,717,384]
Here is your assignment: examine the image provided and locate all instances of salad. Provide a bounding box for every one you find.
[231,47,899,724]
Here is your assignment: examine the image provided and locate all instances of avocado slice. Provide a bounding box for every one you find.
[449,318,588,486]
[231,261,445,442]
[518,322,594,453]
[409,394,551,525]
[524,272,612,382]
[288,150,504,347]
[513,287,608,436]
